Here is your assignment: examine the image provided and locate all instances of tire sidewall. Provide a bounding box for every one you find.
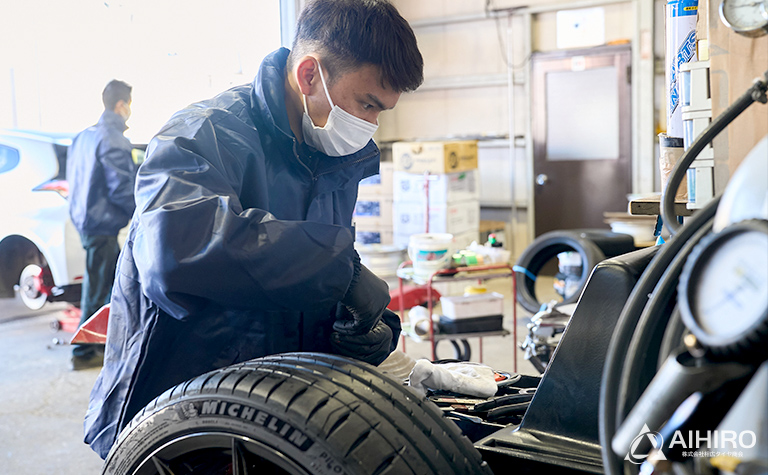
[104,394,350,475]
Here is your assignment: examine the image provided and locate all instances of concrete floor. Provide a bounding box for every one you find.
[0,297,104,474]
[0,275,544,474]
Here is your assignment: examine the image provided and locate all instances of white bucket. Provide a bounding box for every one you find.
[408,233,453,277]
[356,244,406,277]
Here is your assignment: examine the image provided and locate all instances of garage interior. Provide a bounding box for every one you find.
[1,0,767,474]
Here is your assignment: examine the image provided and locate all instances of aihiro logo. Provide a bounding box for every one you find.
[624,424,758,464]
[625,424,667,464]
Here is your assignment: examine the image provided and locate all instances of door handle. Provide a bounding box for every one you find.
[536,174,549,186]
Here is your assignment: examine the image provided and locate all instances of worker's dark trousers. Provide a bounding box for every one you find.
[73,234,120,357]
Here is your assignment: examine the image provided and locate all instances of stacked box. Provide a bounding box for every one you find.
[392,140,478,174]
[680,60,714,209]
[392,170,479,204]
[358,161,394,196]
[391,141,480,252]
[354,162,394,245]
[392,201,480,244]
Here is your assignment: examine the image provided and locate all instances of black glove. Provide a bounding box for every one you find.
[336,256,391,335]
[330,318,394,366]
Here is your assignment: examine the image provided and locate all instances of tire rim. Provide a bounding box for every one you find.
[131,432,312,475]
[19,264,46,310]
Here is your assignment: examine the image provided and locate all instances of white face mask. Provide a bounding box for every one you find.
[301,62,378,157]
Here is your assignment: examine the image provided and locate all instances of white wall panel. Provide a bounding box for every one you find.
[533,3,633,52]
[393,0,488,21]
[378,86,509,142]
[415,20,508,78]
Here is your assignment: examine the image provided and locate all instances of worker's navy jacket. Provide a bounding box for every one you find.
[84,48,384,458]
[67,110,137,236]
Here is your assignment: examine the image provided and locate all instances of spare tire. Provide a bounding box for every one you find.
[102,352,493,475]
[514,230,635,314]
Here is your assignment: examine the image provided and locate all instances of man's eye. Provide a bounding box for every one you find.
[362,103,374,110]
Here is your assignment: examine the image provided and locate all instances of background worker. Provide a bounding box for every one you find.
[66,79,137,371]
[84,0,423,458]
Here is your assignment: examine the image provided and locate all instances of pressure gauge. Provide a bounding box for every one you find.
[719,0,768,37]
[679,220,768,361]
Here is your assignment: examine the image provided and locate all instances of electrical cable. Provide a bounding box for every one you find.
[662,71,768,237]
[599,195,721,475]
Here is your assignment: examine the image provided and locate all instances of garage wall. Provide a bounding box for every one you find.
[381,0,649,255]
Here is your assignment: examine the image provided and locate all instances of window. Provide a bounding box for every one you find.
[0,145,20,174]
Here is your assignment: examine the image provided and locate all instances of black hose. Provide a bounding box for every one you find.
[658,307,686,368]
[599,195,721,475]
[616,220,714,422]
[662,71,768,237]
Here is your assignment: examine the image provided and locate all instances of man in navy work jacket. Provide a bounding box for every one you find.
[67,79,137,371]
[84,0,424,459]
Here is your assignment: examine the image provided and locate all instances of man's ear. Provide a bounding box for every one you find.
[295,56,319,96]
[114,99,126,114]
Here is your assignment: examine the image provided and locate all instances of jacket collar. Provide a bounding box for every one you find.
[98,109,128,132]
[252,48,293,140]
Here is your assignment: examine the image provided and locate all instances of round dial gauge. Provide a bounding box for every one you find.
[719,0,768,37]
[679,220,768,361]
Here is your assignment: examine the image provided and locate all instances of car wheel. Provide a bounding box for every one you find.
[18,264,47,310]
[103,352,493,475]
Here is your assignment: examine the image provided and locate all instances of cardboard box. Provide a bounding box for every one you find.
[392,200,479,236]
[358,162,394,198]
[392,140,478,174]
[356,225,394,245]
[353,197,393,227]
[393,170,479,204]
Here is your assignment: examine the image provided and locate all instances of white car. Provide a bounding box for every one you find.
[0,129,142,310]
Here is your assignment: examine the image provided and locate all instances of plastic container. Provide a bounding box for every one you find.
[664,0,698,137]
[440,292,504,320]
[408,233,453,277]
[437,315,503,334]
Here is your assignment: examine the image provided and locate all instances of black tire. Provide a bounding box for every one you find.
[103,352,493,475]
[434,339,471,361]
[514,231,607,314]
[529,355,548,375]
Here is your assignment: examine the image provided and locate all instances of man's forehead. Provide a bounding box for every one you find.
[341,65,399,104]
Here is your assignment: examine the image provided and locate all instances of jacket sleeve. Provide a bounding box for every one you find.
[131,116,356,320]
[99,137,137,219]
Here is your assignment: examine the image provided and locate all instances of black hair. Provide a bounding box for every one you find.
[288,0,423,93]
[102,79,132,111]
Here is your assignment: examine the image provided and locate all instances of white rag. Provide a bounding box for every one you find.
[408,359,498,398]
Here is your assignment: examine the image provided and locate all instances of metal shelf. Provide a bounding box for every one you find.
[396,262,518,371]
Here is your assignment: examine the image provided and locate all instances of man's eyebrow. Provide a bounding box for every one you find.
[365,93,389,110]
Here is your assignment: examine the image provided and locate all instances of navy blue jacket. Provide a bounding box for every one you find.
[67,110,137,236]
[84,48,384,458]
